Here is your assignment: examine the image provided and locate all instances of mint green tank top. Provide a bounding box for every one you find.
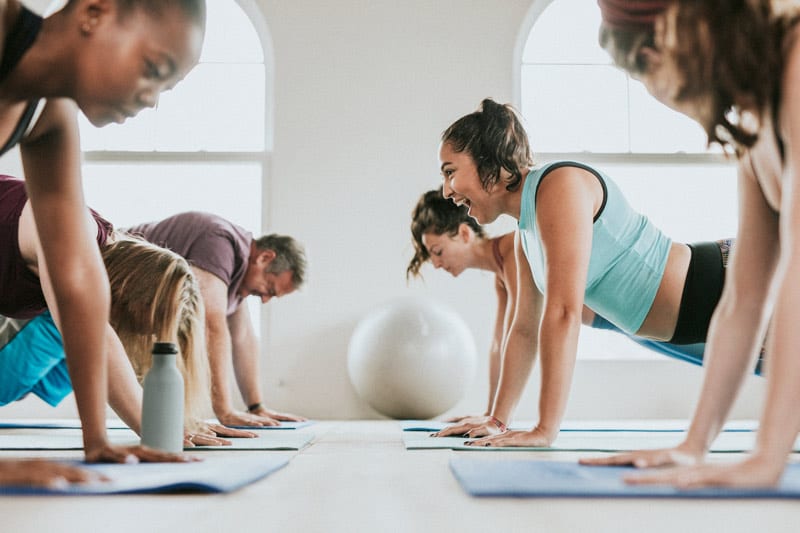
[518,161,671,334]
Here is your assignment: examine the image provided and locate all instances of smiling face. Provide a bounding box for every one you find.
[439,142,504,225]
[74,3,205,126]
[420,227,474,277]
[239,264,296,304]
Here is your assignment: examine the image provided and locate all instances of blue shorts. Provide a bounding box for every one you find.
[0,311,72,406]
[591,314,762,376]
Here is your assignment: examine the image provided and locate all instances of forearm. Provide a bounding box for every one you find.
[232,335,262,407]
[105,328,143,435]
[683,296,768,452]
[490,333,537,425]
[751,258,800,462]
[486,347,501,413]
[56,271,111,449]
[534,310,581,440]
[207,325,235,415]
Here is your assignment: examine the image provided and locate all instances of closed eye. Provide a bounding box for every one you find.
[144,60,161,79]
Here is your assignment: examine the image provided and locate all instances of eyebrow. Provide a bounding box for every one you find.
[440,162,451,172]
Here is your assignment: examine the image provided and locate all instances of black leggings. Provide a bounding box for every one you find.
[668,241,728,345]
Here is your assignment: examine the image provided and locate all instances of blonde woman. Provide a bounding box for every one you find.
[0,175,252,457]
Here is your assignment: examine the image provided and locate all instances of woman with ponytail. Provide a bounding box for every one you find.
[580,0,800,489]
[434,98,744,442]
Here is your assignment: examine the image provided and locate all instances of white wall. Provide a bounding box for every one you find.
[1,0,765,423]
[253,0,764,421]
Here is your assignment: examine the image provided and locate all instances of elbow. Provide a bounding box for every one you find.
[50,263,111,313]
[542,303,583,330]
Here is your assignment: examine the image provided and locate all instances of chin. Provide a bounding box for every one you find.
[84,113,114,128]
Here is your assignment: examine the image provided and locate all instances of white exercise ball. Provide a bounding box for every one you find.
[347,297,477,419]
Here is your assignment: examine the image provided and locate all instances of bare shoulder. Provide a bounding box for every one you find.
[537,164,600,195]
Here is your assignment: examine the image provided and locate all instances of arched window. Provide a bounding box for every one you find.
[517,0,738,359]
[80,0,271,333]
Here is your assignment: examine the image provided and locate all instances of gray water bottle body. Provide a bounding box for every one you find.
[141,342,184,453]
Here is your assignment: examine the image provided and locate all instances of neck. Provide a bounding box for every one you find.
[500,168,529,220]
[469,237,503,276]
[0,8,78,101]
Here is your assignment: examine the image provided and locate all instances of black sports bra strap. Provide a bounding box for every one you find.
[0,5,42,82]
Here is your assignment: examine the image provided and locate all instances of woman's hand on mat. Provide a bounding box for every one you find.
[432,416,502,438]
[84,443,200,464]
[464,428,552,448]
[0,459,107,488]
[578,441,704,469]
[217,410,281,427]
[183,422,257,447]
[621,454,784,489]
[249,405,307,423]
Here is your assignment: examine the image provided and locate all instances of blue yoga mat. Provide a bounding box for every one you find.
[0,455,289,495]
[0,429,314,451]
[450,458,800,499]
[400,420,757,433]
[404,430,772,453]
[217,420,315,431]
[0,419,315,431]
[0,418,128,430]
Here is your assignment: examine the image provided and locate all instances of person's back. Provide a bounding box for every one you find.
[127,212,253,315]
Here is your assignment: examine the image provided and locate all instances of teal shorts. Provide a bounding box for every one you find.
[0,311,72,406]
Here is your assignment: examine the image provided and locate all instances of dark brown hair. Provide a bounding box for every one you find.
[600,0,798,151]
[441,98,534,192]
[407,187,485,279]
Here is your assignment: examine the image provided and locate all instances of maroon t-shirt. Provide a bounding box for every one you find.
[0,175,114,319]
[126,212,253,316]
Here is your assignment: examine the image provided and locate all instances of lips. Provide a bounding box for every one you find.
[115,107,137,122]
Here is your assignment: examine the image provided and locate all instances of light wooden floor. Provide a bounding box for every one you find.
[1,420,799,533]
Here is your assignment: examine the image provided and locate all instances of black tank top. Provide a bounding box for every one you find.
[0,5,43,156]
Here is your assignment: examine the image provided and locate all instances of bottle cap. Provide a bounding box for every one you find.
[152,342,179,354]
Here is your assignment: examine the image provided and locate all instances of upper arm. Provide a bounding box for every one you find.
[725,158,779,306]
[535,167,598,313]
[192,266,229,327]
[509,230,543,339]
[491,275,509,346]
[227,301,254,344]
[18,201,101,327]
[19,100,97,283]
[779,35,800,254]
[20,99,82,201]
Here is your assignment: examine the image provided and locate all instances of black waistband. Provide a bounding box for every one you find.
[669,241,726,344]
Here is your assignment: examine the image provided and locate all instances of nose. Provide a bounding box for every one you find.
[430,256,442,269]
[442,178,454,199]
[137,88,159,110]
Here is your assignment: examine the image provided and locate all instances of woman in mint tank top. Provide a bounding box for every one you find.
[579,0,799,490]
[408,187,756,439]
[434,98,744,447]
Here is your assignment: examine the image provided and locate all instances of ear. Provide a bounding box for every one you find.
[257,249,277,266]
[457,223,473,243]
[638,46,662,73]
[77,0,114,36]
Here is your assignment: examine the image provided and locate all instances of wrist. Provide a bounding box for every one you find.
[247,402,265,413]
[489,415,507,432]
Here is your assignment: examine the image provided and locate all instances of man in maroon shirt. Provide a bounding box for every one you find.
[127,211,307,427]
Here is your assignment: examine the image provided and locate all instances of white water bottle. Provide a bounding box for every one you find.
[141,342,184,452]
